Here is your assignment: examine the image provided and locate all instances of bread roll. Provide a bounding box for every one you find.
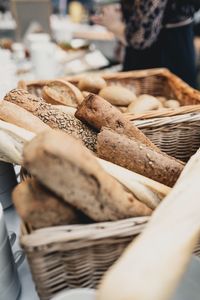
[42,80,83,107]
[126,94,162,114]
[97,128,184,187]
[164,99,180,109]
[4,89,97,152]
[23,130,152,221]
[75,93,160,151]
[99,86,137,106]
[0,100,50,133]
[13,179,79,229]
[78,75,107,93]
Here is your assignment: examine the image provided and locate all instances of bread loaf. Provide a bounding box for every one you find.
[97,128,184,187]
[126,94,162,114]
[99,86,137,106]
[4,89,97,152]
[52,105,76,116]
[0,120,35,164]
[78,75,107,93]
[164,100,180,109]
[13,179,79,229]
[0,100,50,133]
[23,130,152,221]
[75,94,159,151]
[42,80,83,106]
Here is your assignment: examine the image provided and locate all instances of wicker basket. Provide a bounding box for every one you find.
[19,68,200,162]
[20,217,149,300]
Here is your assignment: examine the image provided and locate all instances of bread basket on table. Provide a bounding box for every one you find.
[19,68,200,162]
[20,217,148,300]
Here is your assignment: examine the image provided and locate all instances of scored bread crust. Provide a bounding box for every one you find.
[23,130,152,221]
[97,128,184,187]
[42,80,83,107]
[75,93,159,151]
[4,89,97,152]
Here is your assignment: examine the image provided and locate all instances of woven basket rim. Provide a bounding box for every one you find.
[21,216,149,249]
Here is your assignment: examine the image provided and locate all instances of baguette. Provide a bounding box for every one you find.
[4,89,97,152]
[97,128,184,187]
[0,120,35,164]
[0,100,50,133]
[13,179,79,229]
[75,94,159,151]
[23,130,152,221]
[42,80,83,106]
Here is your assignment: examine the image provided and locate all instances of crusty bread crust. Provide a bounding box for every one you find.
[23,130,152,221]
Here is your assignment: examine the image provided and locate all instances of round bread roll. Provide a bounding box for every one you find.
[42,80,83,107]
[164,99,180,109]
[99,86,137,106]
[78,75,107,93]
[127,94,162,114]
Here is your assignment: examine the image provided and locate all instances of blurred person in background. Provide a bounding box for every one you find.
[0,0,9,13]
[92,0,199,88]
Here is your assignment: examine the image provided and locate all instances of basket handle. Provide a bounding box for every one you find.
[125,104,200,121]
[98,148,200,300]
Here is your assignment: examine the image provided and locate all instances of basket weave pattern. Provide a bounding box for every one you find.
[19,69,200,299]
[21,217,148,300]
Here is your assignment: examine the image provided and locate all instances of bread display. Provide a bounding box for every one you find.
[126,94,162,114]
[78,75,107,93]
[99,86,137,106]
[42,80,83,107]
[23,130,152,221]
[0,100,50,133]
[4,89,97,152]
[13,179,79,229]
[0,120,35,164]
[75,93,159,151]
[97,128,184,187]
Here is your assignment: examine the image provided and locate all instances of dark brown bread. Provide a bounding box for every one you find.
[97,128,184,187]
[4,89,97,152]
[75,93,159,151]
[23,130,152,221]
[12,179,79,229]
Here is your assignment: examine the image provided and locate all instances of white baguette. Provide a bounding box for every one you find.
[0,120,35,164]
[97,158,170,209]
[98,148,200,300]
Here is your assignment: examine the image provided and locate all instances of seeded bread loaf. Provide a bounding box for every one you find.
[13,178,79,229]
[75,94,159,151]
[4,89,97,152]
[97,128,184,187]
[0,100,50,133]
[23,130,152,221]
[42,80,83,107]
